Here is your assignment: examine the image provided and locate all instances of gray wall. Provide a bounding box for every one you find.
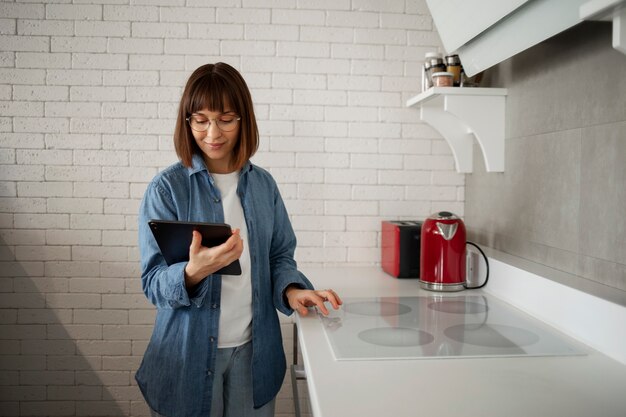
[465,22,626,292]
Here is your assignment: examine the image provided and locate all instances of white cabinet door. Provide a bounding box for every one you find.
[426,0,529,52]
[426,0,589,76]
[457,0,587,75]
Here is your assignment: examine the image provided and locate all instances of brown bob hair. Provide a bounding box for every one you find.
[174,62,259,171]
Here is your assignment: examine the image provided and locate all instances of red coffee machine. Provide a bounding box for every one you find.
[419,211,468,291]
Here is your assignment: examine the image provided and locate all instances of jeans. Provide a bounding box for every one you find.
[150,341,276,417]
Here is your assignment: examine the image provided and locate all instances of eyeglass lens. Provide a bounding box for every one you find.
[188,114,239,132]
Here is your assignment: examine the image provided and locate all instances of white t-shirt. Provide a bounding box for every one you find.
[211,171,252,348]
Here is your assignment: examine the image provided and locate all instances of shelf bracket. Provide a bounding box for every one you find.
[418,93,506,173]
[420,104,475,173]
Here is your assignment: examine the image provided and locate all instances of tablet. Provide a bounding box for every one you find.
[148,219,242,275]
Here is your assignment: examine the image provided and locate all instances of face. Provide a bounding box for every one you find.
[189,108,240,174]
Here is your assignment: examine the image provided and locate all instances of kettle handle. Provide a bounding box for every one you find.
[464,241,489,290]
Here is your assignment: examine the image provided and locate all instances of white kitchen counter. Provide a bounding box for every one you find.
[295,258,626,417]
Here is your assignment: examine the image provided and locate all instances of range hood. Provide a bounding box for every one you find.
[426,0,593,76]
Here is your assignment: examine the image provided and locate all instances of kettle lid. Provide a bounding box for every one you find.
[428,211,460,220]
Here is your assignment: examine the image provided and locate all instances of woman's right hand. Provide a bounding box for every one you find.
[184,229,243,287]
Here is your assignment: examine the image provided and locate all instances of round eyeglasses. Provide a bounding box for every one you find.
[186,113,241,132]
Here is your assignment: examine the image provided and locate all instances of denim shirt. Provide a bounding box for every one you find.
[135,154,313,417]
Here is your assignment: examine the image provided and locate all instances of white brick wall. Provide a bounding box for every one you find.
[0,1,461,416]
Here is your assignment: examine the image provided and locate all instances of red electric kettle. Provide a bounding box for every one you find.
[419,211,489,292]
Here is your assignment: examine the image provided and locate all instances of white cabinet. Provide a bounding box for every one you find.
[426,0,528,53]
[427,0,590,76]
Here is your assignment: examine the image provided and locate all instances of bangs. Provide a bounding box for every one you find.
[187,75,237,115]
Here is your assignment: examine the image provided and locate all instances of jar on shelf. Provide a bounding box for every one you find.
[460,66,484,87]
[421,59,433,91]
[432,72,454,87]
[425,52,445,88]
[429,55,446,75]
[445,54,461,86]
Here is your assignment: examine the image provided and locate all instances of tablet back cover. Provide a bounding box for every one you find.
[148,220,242,275]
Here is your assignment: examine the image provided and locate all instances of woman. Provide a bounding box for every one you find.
[136,62,342,417]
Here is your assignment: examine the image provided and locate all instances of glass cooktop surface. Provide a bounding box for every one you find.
[319,295,586,360]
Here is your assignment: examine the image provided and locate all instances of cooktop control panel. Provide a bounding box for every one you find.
[320,295,586,360]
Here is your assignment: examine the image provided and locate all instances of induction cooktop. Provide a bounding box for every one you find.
[319,294,586,360]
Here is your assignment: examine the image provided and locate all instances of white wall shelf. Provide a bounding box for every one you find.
[406,87,508,173]
[580,0,626,55]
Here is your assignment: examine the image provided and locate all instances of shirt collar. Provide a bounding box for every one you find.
[186,153,253,176]
[187,153,207,176]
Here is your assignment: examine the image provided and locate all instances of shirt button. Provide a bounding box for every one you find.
[207,370,213,376]
[212,304,218,309]
[214,198,220,203]
[209,337,215,343]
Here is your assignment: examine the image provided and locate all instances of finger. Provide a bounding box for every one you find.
[312,294,330,316]
[325,293,341,310]
[292,300,308,316]
[316,289,340,310]
[230,235,244,258]
[233,233,244,250]
[327,289,343,308]
[189,230,202,253]
[224,232,242,251]
[229,228,241,248]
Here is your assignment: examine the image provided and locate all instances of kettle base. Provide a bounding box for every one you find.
[419,281,465,292]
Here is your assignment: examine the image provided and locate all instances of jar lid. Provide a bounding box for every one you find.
[425,52,440,59]
[445,55,461,64]
[432,71,453,78]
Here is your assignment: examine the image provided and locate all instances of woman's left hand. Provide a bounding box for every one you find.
[285,286,343,316]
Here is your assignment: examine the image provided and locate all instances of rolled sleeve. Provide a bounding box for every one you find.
[138,181,208,309]
[274,274,313,316]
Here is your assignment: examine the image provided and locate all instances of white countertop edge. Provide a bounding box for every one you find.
[483,251,626,365]
[296,321,322,417]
